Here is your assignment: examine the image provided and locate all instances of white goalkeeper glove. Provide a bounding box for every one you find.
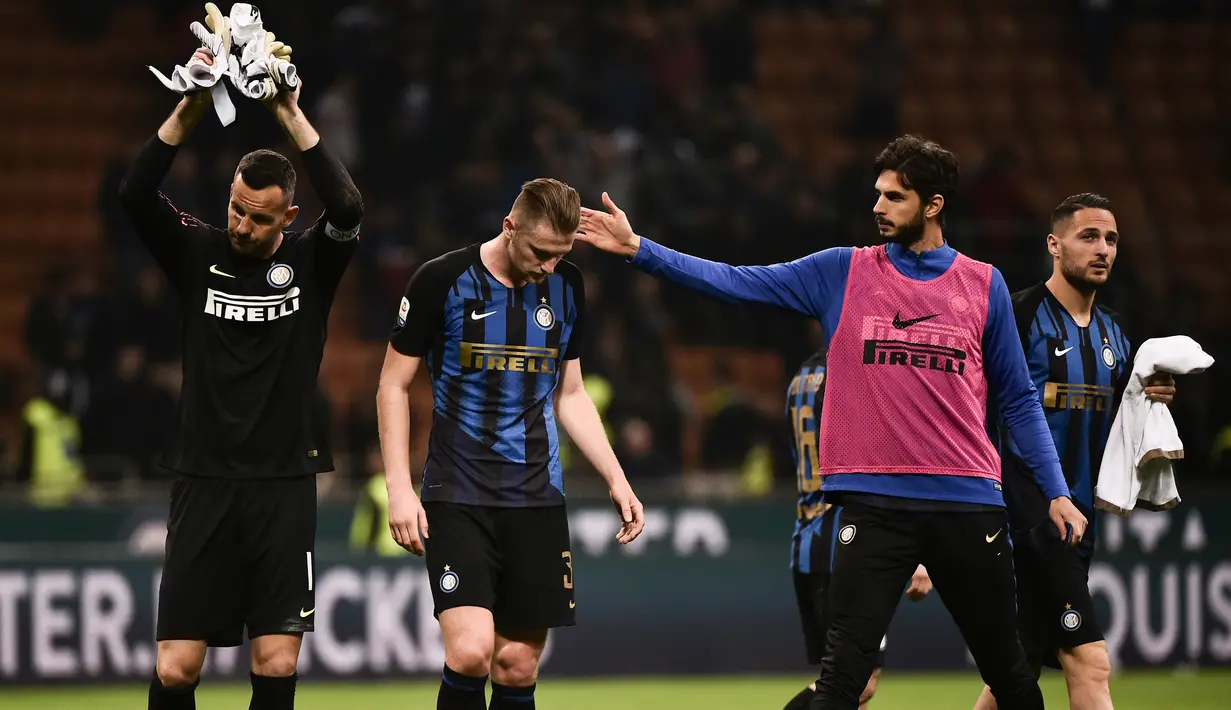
[225,3,298,101]
[146,2,237,125]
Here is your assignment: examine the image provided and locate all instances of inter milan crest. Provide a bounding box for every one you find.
[439,565,459,594]
[1061,606,1082,631]
[1101,343,1116,369]
[267,263,294,289]
[533,301,556,331]
[838,525,857,545]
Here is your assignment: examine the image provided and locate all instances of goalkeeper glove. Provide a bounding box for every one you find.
[226,4,299,101]
[147,2,236,125]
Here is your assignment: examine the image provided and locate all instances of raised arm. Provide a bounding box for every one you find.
[263,81,364,292]
[117,50,216,282]
[264,81,363,232]
[983,268,1088,545]
[578,193,847,319]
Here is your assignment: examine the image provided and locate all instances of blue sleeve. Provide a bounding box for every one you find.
[982,269,1070,501]
[630,237,850,321]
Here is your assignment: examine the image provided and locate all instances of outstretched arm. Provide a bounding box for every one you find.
[578,193,847,319]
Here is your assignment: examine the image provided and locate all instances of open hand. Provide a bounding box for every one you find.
[578,192,641,259]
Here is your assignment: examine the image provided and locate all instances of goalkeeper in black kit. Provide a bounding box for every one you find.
[118,44,362,710]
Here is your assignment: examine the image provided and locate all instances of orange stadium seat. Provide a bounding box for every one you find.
[1123,23,1168,51]
[930,89,976,130]
[1138,139,1183,174]
[969,53,1013,89]
[900,94,930,130]
[913,53,965,88]
[797,12,839,46]
[1126,95,1171,131]
[977,92,1018,131]
[1121,55,1161,87]
[1039,137,1085,174]
[973,11,1021,49]
[894,14,927,47]
[833,16,874,48]
[1018,56,1062,88]
[754,12,794,47]
[1023,94,1070,130]
[1085,140,1132,175]
[1168,51,1214,89]
[1170,92,1218,128]
[1170,22,1217,51]
[1069,96,1117,133]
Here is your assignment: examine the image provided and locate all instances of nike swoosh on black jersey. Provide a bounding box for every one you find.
[893,312,940,329]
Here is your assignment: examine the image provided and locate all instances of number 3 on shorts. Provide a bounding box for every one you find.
[562,551,574,590]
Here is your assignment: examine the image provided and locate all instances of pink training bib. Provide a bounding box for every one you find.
[818,245,1001,480]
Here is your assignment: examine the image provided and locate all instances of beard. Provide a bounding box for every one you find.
[1059,256,1109,294]
[882,207,926,247]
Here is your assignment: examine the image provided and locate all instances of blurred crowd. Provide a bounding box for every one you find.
[6,0,1231,504]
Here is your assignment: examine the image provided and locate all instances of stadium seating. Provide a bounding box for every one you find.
[0,0,1224,482]
[0,3,156,368]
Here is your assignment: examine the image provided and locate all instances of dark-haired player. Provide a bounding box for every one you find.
[783,349,932,710]
[118,48,362,710]
[377,178,645,710]
[579,134,1088,710]
[973,194,1175,710]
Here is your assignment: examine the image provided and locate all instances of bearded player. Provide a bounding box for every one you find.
[974,193,1176,710]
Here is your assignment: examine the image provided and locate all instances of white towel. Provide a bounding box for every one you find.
[1094,335,1214,517]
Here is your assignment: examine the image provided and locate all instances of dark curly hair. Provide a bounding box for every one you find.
[873,135,960,223]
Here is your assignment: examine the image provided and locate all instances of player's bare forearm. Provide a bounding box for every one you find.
[557,388,626,486]
[271,104,321,151]
[376,348,422,495]
[157,94,211,146]
[376,381,415,493]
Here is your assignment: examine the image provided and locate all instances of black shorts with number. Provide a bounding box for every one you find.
[1012,525,1104,669]
[156,475,317,647]
[793,505,886,667]
[424,502,575,632]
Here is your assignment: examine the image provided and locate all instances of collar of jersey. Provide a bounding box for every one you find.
[885,240,957,282]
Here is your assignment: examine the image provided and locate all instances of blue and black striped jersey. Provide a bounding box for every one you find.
[389,244,584,507]
[996,283,1132,553]
[787,349,829,572]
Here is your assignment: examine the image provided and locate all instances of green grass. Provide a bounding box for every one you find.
[4,671,1229,709]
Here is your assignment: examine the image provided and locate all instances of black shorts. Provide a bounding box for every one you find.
[156,475,317,647]
[1013,526,1104,669]
[424,502,575,632]
[794,506,886,667]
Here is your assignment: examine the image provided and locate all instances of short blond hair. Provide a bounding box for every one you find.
[512,178,580,235]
